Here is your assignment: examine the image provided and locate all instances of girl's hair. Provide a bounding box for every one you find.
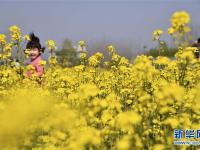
[26,33,45,53]
[198,38,200,44]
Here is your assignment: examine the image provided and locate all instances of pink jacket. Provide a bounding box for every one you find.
[27,56,44,77]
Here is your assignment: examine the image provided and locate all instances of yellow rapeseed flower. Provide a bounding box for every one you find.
[9,25,21,41]
[46,40,57,50]
[0,34,6,46]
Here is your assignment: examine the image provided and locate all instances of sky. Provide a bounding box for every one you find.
[0,0,200,58]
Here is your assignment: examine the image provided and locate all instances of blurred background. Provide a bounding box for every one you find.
[0,0,200,64]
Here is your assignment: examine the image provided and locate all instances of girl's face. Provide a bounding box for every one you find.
[30,48,40,60]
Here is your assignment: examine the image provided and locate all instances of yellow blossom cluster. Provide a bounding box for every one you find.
[152,29,163,41]
[167,11,191,47]
[1,42,200,149]
[46,40,57,51]
[78,40,86,47]
[0,34,7,46]
[0,11,200,150]
[169,11,190,33]
[9,25,21,42]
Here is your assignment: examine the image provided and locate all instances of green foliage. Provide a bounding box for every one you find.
[55,39,79,67]
[145,44,178,58]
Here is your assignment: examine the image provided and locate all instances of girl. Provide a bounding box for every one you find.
[26,33,45,77]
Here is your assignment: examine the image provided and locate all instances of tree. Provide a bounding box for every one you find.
[55,38,78,67]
